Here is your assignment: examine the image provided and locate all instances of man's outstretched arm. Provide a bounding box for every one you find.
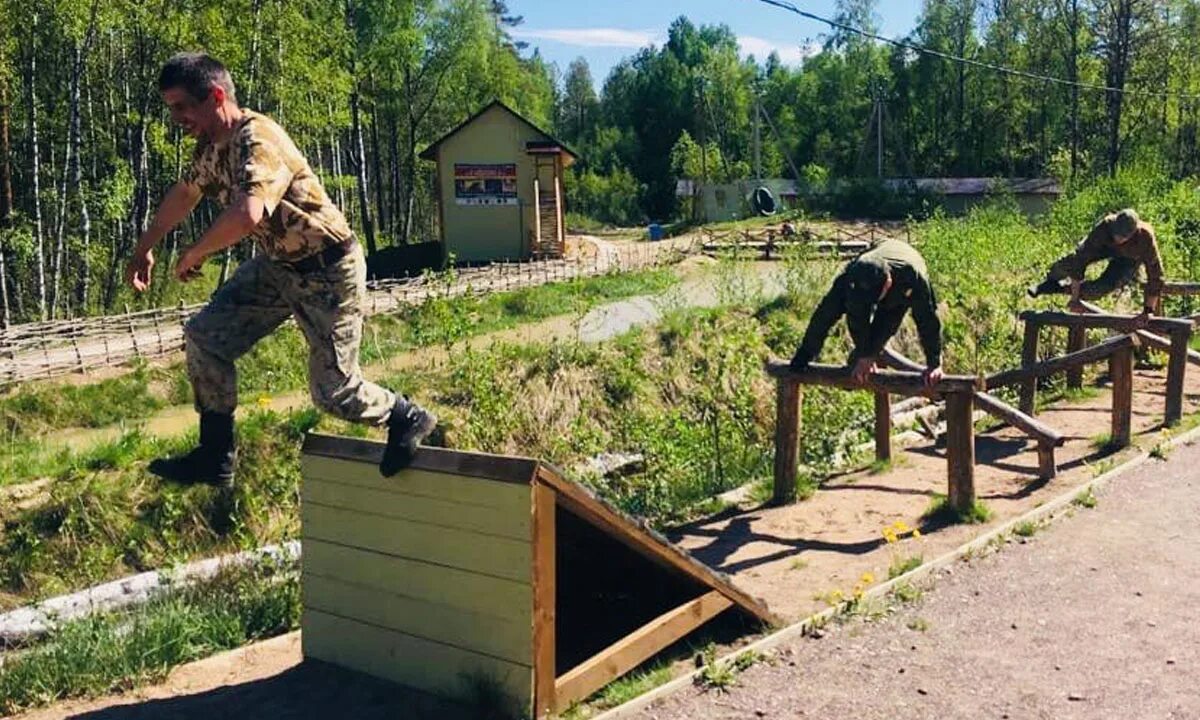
[173,193,266,281]
[126,181,203,292]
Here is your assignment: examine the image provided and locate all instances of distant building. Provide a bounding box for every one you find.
[420,101,578,263]
[678,176,1062,222]
[677,179,801,223]
[885,178,1062,217]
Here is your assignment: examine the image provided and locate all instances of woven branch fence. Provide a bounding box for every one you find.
[0,239,697,388]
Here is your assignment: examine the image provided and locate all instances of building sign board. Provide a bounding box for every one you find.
[454,163,519,206]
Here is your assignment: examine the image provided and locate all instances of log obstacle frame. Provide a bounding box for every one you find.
[766,361,984,513]
[299,434,776,718]
[881,348,1065,480]
[1017,309,1193,428]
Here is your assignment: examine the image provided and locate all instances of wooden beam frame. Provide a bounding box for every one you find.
[773,379,802,504]
[1066,326,1086,390]
[945,390,976,513]
[535,467,777,627]
[1111,346,1133,447]
[1020,320,1040,415]
[552,591,733,712]
[531,483,556,718]
[874,391,892,463]
[1166,328,1191,426]
[767,357,981,513]
[882,348,1063,479]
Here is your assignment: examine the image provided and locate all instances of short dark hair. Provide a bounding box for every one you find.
[158,52,237,105]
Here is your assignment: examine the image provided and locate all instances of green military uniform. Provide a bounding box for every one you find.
[181,110,394,424]
[1031,210,1164,302]
[791,240,942,369]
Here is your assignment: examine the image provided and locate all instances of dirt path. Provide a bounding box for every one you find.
[635,434,1200,720]
[667,362,1200,623]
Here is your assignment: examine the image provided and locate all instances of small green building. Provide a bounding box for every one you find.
[420,101,578,263]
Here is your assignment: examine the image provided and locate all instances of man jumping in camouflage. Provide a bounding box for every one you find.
[125,53,435,487]
[789,239,944,388]
[1027,208,1163,326]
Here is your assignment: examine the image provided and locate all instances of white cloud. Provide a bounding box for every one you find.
[510,28,658,49]
[738,35,816,65]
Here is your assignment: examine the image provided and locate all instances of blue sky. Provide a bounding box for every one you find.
[509,0,923,84]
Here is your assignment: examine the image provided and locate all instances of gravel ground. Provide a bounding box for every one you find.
[634,440,1200,720]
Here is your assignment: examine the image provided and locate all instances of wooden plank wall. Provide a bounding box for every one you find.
[300,454,534,709]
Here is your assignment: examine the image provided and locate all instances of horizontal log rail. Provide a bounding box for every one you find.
[1160,282,1200,297]
[988,333,1139,389]
[764,360,982,396]
[1018,309,1192,335]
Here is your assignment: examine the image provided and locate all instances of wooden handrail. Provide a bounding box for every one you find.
[1160,281,1200,297]
[764,360,983,395]
[987,333,1139,388]
[1019,310,1192,335]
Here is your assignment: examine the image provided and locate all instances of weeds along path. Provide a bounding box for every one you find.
[6,260,790,489]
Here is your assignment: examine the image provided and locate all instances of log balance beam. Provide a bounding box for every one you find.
[1019,309,1193,427]
[881,348,1064,480]
[765,360,983,514]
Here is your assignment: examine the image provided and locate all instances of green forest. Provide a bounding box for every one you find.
[0,0,1198,323]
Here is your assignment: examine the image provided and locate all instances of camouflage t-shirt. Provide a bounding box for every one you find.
[182,109,353,262]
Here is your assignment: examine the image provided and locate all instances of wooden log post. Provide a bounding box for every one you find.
[1066,326,1086,389]
[945,390,976,514]
[1165,327,1192,426]
[773,379,802,505]
[1019,320,1040,415]
[874,391,891,463]
[1037,441,1057,479]
[1110,346,1133,448]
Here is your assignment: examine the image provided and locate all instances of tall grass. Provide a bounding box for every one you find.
[0,561,300,715]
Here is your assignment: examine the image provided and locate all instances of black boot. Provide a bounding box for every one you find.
[148,411,237,488]
[380,396,437,477]
[1027,277,1064,298]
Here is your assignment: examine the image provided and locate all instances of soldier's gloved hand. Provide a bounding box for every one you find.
[789,348,812,372]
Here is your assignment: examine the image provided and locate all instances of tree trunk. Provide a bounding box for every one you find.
[0,79,11,326]
[0,80,12,226]
[350,83,375,254]
[388,105,401,242]
[369,87,386,242]
[1103,0,1136,175]
[28,13,48,321]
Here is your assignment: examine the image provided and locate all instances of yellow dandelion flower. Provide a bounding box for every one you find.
[912,529,922,539]
[256,394,272,409]
[860,572,875,585]
[893,520,911,534]
[883,529,898,544]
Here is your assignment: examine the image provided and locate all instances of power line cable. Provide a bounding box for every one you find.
[754,0,1200,101]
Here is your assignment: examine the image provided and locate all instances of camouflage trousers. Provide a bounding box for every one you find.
[184,242,395,425]
[1041,250,1140,301]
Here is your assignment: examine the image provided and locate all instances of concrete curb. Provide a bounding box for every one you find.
[591,422,1200,720]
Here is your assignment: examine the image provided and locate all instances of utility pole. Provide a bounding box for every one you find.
[753,93,762,182]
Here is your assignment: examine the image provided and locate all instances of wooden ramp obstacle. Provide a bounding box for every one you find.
[299,434,777,718]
